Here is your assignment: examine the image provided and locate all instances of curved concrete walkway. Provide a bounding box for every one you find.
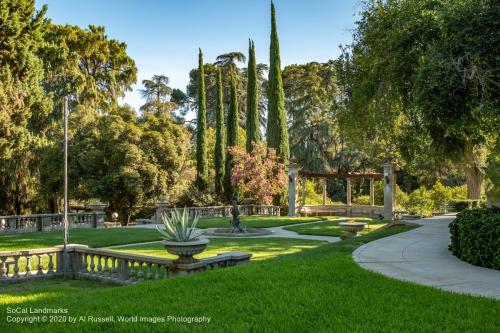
[353,214,500,299]
[119,220,340,248]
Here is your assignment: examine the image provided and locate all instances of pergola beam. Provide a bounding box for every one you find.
[299,171,383,179]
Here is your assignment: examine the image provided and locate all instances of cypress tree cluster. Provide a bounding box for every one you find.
[266,1,289,164]
[196,48,208,189]
[214,67,226,197]
[225,70,240,198]
[245,39,260,152]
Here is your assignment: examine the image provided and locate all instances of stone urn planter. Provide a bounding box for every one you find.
[339,221,366,239]
[163,238,209,264]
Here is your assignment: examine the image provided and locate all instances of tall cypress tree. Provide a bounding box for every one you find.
[225,70,239,198]
[214,67,226,197]
[246,39,260,153]
[266,1,289,164]
[196,48,208,188]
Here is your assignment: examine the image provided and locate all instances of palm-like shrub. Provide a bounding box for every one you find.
[156,208,202,242]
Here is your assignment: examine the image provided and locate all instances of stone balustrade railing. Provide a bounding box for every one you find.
[0,245,251,285]
[300,204,384,218]
[153,205,280,223]
[0,212,105,233]
[0,247,64,284]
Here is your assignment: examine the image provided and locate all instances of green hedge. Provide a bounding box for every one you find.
[451,199,484,212]
[449,207,500,270]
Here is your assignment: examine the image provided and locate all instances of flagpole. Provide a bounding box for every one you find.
[63,97,69,251]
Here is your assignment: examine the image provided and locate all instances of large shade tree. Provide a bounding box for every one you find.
[337,0,499,199]
[139,75,178,115]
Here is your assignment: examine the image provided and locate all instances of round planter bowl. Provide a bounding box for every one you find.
[163,238,209,264]
[339,222,366,239]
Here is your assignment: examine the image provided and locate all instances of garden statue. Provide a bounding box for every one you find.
[111,212,118,222]
[230,195,244,233]
[0,218,5,230]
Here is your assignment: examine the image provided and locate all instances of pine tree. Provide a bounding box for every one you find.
[214,67,226,197]
[246,39,260,152]
[196,48,208,188]
[225,70,239,198]
[266,1,289,164]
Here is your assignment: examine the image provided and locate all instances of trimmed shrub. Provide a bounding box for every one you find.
[452,199,484,212]
[449,207,500,270]
[353,195,371,205]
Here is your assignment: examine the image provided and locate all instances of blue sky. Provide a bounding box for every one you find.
[36,0,361,111]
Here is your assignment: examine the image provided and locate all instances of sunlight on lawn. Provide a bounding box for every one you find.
[107,238,325,261]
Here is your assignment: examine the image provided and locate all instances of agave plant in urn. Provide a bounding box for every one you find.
[156,208,209,264]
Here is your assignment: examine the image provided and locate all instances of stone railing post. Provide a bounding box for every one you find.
[287,163,300,217]
[117,258,130,280]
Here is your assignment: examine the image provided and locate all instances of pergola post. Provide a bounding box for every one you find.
[346,178,352,206]
[288,163,300,217]
[369,178,375,206]
[322,178,327,205]
[383,162,395,221]
[301,177,306,206]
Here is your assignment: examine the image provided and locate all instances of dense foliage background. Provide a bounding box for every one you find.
[0,0,498,222]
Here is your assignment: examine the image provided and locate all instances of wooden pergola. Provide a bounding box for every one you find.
[288,163,395,219]
[298,170,383,207]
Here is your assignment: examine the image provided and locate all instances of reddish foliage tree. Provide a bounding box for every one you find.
[228,143,287,205]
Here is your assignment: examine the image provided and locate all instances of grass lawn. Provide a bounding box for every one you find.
[195,215,328,229]
[0,228,162,250]
[283,217,386,237]
[1,225,498,333]
[107,237,325,261]
[0,216,327,251]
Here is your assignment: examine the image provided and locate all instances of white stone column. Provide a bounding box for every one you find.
[369,178,375,206]
[322,178,327,205]
[287,163,300,216]
[383,163,394,221]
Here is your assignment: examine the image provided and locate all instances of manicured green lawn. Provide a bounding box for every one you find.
[1,225,498,333]
[283,217,386,237]
[0,228,162,250]
[195,215,328,229]
[0,216,328,251]
[108,237,324,261]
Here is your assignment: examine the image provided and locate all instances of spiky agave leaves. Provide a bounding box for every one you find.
[156,207,203,242]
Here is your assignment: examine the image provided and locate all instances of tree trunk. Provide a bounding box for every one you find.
[463,142,487,200]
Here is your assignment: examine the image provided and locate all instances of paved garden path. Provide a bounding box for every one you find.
[353,214,500,300]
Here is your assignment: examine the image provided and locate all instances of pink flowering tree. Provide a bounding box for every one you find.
[228,143,287,205]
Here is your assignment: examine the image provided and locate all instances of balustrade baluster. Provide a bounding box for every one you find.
[96,255,103,274]
[36,255,44,275]
[146,263,152,280]
[0,257,7,279]
[110,258,117,277]
[163,265,169,279]
[25,255,32,277]
[13,256,20,278]
[79,254,87,273]
[89,254,95,273]
[128,260,136,281]
[137,261,144,280]
[103,256,109,275]
[47,254,55,273]
[155,264,161,279]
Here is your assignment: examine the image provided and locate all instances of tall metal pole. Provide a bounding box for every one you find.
[63,97,69,250]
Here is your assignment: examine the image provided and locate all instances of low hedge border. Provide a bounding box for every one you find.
[449,207,500,270]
